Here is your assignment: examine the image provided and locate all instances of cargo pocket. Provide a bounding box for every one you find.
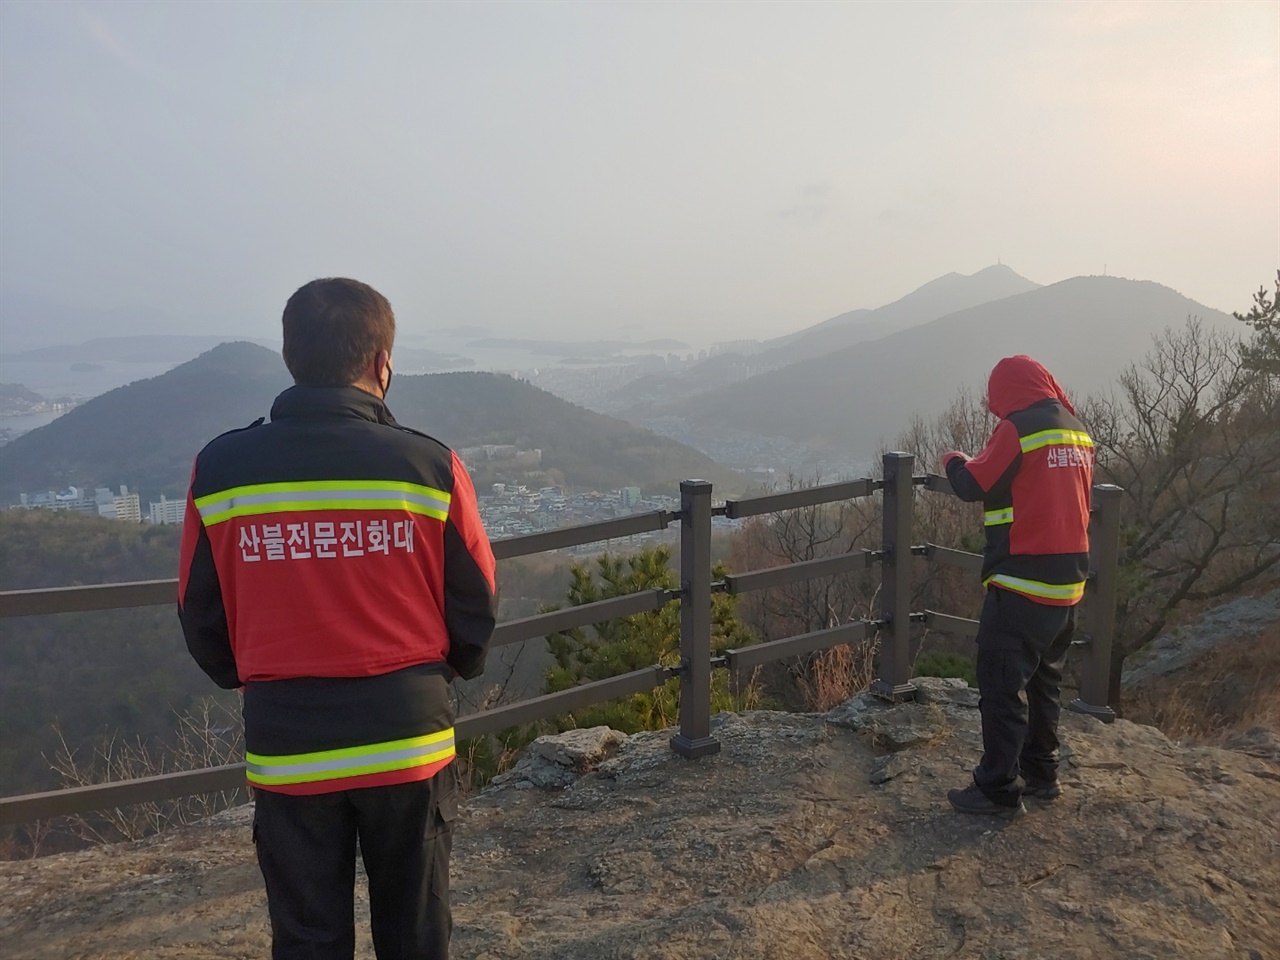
[434,761,460,825]
[977,586,1026,652]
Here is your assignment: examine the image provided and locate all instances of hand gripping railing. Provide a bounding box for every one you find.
[0,458,1122,826]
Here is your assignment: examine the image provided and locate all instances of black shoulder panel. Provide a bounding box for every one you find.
[209,417,265,442]
[1008,402,1068,436]
[390,422,448,448]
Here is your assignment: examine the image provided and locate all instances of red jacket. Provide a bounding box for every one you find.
[943,356,1094,606]
[178,386,497,794]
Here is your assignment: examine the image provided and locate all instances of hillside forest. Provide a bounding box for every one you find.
[0,348,744,506]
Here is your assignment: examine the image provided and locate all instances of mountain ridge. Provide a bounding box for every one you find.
[655,275,1239,462]
[4,335,275,365]
[604,264,1040,411]
[0,342,745,502]
[762,263,1041,354]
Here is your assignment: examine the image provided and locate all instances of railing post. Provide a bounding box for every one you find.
[1070,483,1122,722]
[872,452,918,701]
[671,479,720,758]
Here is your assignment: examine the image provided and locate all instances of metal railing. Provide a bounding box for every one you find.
[0,452,1122,825]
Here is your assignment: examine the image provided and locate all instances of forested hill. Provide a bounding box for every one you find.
[0,342,743,503]
[0,510,210,795]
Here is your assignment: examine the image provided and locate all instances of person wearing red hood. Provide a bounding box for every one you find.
[941,355,1094,818]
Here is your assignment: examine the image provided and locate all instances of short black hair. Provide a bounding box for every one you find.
[281,278,396,387]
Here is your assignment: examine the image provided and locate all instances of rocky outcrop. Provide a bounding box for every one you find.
[3,677,1278,959]
[490,725,627,790]
[1121,589,1280,690]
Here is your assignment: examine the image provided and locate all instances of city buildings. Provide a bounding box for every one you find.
[149,494,186,525]
[100,487,142,523]
[474,483,737,552]
[11,484,141,521]
[9,477,737,545]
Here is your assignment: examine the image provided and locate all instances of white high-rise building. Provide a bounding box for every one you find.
[112,493,142,523]
[149,494,186,525]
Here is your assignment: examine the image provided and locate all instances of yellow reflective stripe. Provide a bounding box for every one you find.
[245,729,455,786]
[196,480,451,526]
[984,508,1014,526]
[984,574,1086,602]
[203,499,448,525]
[1019,430,1094,454]
[246,746,456,786]
[246,728,454,767]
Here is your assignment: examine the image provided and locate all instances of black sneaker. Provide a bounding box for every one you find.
[947,782,1025,819]
[1023,780,1061,802]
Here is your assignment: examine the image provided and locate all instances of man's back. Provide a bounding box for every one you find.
[180,382,495,795]
[178,277,494,958]
[184,384,492,684]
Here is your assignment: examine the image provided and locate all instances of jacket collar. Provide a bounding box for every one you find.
[270,384,398,426]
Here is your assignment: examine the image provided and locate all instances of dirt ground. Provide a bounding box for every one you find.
[2,678,1278,960]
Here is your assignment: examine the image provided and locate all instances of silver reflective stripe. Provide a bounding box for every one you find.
[197,487,449,520]
[985,574,1086,601]
[1019,429,1094,454]
[246,735,456,779]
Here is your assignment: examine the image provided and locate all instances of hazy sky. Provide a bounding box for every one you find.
[1,1,1276,351]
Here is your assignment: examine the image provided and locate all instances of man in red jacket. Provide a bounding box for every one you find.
[941,355,1094,818]
[179,278,496,958]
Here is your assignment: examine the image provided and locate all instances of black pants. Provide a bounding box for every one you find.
[973,588,1077,806]
[253,764,459,960]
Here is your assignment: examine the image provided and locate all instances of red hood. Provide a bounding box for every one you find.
[987,355,1076,418]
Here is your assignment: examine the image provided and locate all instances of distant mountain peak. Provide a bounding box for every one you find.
[6,334,275,365]
[974,263,1032,280]
[897,264,1037,300]
[658,274,1239,466]
[177,341,286,377]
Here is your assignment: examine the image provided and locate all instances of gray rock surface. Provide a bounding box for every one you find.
[1122,589,1280,689]
[1225,726,1280,764]
[3,690,1278,960]
[490,725,627,789]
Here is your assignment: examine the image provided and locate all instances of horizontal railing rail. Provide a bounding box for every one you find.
[918,473,954,495]
[722,478,878,519]
[919,609,981,640]
[720,550,880,596]
[0,764,247,826]
[724,620,873,674]
[0,579,179,619]
[0,519,679,620]
[918,543,985,576]
[491,588,674,648]
[0,455,1122,827]
[455,665,675,739]
[490,509,676,561]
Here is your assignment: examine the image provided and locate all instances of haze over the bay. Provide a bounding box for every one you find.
[1,1,1276,352]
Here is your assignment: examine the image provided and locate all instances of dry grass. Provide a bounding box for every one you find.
[795,637,879,713]
[1125,621,1280,744]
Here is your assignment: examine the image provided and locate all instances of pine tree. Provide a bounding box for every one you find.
[1236,270,1279,377]
[544,546,759,732]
